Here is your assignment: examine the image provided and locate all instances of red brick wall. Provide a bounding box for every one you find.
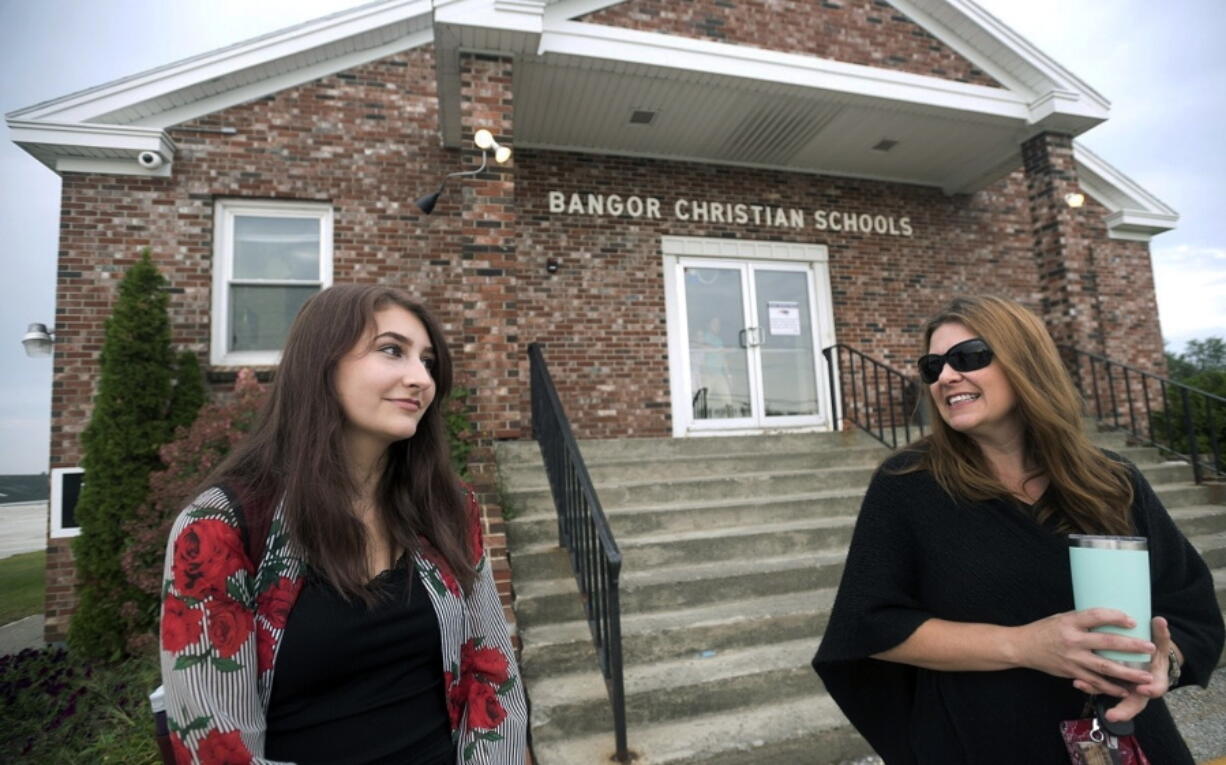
[579,0,1002,88]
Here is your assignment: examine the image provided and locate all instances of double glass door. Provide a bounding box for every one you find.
[678,258,824,430]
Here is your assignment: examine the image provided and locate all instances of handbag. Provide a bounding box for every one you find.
[1060,696,1151,765]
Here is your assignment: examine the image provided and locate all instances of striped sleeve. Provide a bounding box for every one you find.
[455,490,529,764]
[158,488,291,765]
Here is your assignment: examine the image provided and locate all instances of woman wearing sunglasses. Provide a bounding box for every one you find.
[812,296,1223,764]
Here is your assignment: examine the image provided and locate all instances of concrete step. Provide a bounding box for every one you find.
[528,637,819,743]
[521,589,836,677]
[532,693,871,765]
[514,515,859,581]
[496,431,880,466]
[1191,531,1226,569]
[1170,507,1226,538]
[500,445,889,486]
[504,467,878,514]
[508,490,865,548]
[514,550,845,629]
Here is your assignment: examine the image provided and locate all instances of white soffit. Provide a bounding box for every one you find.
[1074,142,1178,242]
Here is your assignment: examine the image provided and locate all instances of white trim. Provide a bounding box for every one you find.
[50,467,84,539]
[54,157,172,178]
[543,0,627,24]
[928,0,1110,112]
[210,199,334,367]
[1074,142,1177,218]
[662,237,836,438]
[540,20,1032,121]
[6,0,432,124]
[131,29,434,129]
[1072,141,1178,242]
[662,236,830,264]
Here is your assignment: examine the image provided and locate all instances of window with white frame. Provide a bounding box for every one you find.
[211,200,333,365]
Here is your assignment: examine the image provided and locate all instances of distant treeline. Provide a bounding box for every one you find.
[0,475,49,504]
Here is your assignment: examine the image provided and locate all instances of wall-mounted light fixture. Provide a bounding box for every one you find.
[546,257,560,274]
[21,322,54,357]
[1064,192,1085,208]
[415,129,513,215]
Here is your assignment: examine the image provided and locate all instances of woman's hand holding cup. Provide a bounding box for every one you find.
[1016,607,1155,697]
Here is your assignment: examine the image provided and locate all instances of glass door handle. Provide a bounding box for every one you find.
[738,328,749,349]
[741,327,763,347]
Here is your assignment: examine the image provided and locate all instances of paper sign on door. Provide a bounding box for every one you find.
[768,301,801,336]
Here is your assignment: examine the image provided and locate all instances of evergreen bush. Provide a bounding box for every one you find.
[69,251,198,659]
[168,351,206,434]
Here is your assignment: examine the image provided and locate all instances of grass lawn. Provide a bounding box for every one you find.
[0,550,44,625]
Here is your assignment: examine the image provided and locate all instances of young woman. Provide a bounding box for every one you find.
[813,296,1223,763]
[159,284,526,764]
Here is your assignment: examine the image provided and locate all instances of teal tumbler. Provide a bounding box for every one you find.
[1068,535,1152,668]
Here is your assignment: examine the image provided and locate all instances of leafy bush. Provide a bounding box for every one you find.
[0,647,160,763]
[71,251,177,660]
[447,386,475,479]
[119,369,267,655]
[1153,369,1226,477]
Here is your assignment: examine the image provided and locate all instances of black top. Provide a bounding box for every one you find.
[812,450,1225,765]
[265,560,454,765]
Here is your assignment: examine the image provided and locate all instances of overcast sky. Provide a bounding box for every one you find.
[1,0,1224,474]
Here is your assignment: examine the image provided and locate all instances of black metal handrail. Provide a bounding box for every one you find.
[823,344,925,449]
[527,343,629,762]
[1062,346,1225,483]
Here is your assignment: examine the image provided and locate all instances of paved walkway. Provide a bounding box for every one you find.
[0,614,44,656]
[0,501,47,558]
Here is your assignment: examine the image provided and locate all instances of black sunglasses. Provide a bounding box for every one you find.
[917,338,994,384]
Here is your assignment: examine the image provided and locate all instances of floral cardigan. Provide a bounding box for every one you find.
[158,486,527,765]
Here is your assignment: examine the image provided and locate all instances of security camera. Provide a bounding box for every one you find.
[137,151,164,170]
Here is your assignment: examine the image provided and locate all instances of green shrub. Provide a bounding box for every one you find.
[119,370,267,655]
[0,647,160,763]
[447,386,475,478]
[168,351,206,434]
[1152,369,1226,476]
[71,251,177,660]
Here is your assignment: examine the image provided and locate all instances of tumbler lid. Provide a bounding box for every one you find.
[1068,534,1147,551]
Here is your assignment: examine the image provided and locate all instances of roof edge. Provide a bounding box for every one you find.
[5,0,431,124]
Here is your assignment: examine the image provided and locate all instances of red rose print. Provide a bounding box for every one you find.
[444,670,467,730]
[466,681,507,731]
[256,621,275,675]
[196,728,251,765]
[169,732,191,765]
[420,544,461,597]
[462,642,510,687]
[256,576,297,629]
[162,595,205,653]
[466,495,485,564]
[173,520,251,600]
[206,599,254,659]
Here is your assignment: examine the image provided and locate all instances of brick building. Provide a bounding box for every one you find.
[9,0,1177,645]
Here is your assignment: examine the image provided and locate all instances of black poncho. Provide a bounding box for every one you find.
[812,451,1224,764]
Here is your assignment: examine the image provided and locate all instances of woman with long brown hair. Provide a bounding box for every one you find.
[813,296,1222,763]
[159,284,526,764]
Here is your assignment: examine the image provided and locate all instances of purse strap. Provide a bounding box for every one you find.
[1093,695,1135,738]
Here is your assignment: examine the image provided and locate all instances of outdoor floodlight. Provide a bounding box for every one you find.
[1064,192,1085,208]
[415,129,514,215]
[22,322,54,357]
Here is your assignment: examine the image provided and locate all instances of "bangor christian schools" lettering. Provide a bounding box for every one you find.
[547,190,913,236]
